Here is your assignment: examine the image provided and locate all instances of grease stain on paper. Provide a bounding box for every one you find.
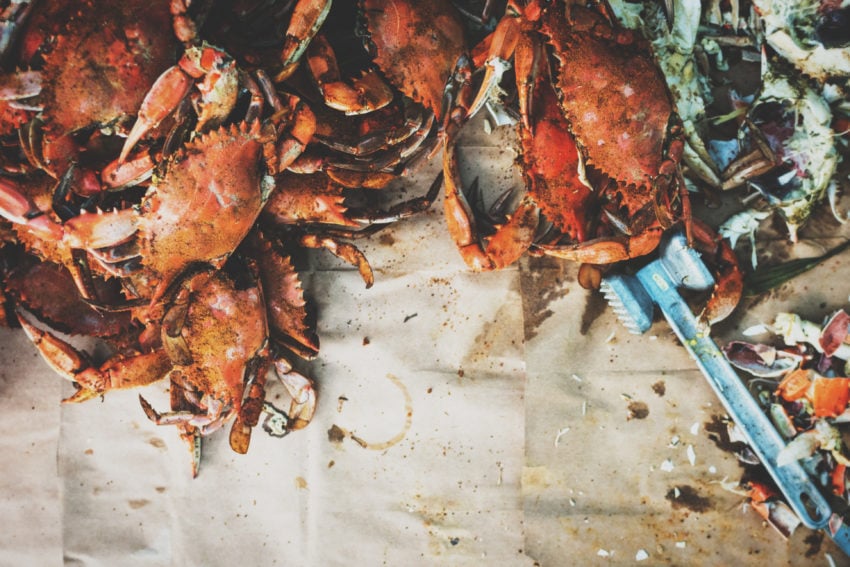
[665,485,713,513]
[328,373,412,450]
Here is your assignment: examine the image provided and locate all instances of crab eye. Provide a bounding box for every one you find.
[816,7,850,48]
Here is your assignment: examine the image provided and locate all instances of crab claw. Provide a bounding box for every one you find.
[276,0,334,81]
[0,176,63,241]
[299,234,374,287]
[306,34,394,115]
[276,360,316,431]
[467,14,521,121]
[17,313,171,403]
[120,65,194,163]
[442,139,540,271]
[120,44,239,162]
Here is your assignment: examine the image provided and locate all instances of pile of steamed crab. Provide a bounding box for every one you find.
[0,0,458,475]
[0,0,847,507]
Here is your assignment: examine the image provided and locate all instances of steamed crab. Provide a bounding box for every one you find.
[18,252,316,476]
[441,0,742,321]
[276,0,475,188]
[445,0,688,271]
[0,0,181,194]
[0,118,278,308]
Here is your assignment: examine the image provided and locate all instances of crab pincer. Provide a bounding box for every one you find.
[119,43,239,162]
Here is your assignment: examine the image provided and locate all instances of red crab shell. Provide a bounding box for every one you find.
[163,268,268,414]
[520,74,593,242]
[542,4,677,215]
[261,171,355,228]
[135,121,271,295]
[5,257,134,339]
[40,0,179,139]
[247,230,319,358]
[360,0,467,119]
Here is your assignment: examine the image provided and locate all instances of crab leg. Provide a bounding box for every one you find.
[139,395,230,430]
[277,0,334,81]
[269,93,317,172]
[305,33,394,115]
[690,218,743,325]
[170,0,198,44]
[466,9,521,122]
[230,356,271,454]
[0,176,138,249]
[538,226,664,265]
[324,168,397,190]
[299,233,374,287]
[443,140,540,271]
[17,314,171,403]
[328,114,436,173]
[314,99,425,157]
[101,150,156,190]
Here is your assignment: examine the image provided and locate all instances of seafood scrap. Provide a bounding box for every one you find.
[721,55,839,244]
[722,307,850,536]
[753,0,850,82]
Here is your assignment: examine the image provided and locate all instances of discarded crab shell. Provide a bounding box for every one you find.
[753,0,850,82]
[723,340,801,377]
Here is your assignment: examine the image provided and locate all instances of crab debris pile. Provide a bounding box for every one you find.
[723,309,850,538]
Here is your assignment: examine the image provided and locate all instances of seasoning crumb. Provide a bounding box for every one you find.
[327,424,347,443]
[687,445,696,466]
[597,549,611,557]
[627,400,649,420]
[362,336,370,346]
[635,549,649,561]
[660,459,674,472]
[403,313,418,323]
[651,380,666,396]
[675,541,686,549]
